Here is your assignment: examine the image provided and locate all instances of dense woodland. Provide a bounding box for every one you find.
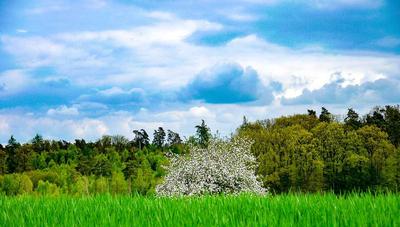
[0,105,399,195]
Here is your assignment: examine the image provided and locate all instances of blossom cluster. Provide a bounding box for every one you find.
[156,138,265,196]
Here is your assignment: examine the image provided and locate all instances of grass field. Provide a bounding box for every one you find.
[1,193,399,226]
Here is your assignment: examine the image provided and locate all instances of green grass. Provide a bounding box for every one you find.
[0,193,399,226]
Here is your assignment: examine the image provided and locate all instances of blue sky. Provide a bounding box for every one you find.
[0,0,400,143]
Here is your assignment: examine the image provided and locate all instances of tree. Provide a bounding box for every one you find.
[1,174,20,195]
[384,105,400,147]
[131,159,154,195]
[92,154,112,177]
[153,127,166,148]
[319,107,332,123]
[5,136,20,173]
[111,135,129,153]
[31,134,44,153]
[365,107,385,129]
[167,130,182,146]
[18,174,33,194]
[0,147,7,174]
[14,145,32,172]
[344,108,362,130]
[110,171,128,195]
[156,138,265,196]
[133,129,150,150]
[356,125,395,188]
[92,177,109,194]
[308,109,317,118]
[312,122,346,192]
[195,120,211,148]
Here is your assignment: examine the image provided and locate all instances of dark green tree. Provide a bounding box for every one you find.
[195,120,211,148]
[31,134,44,153]
[133,129,150,150]
[307,109,317,118]
[167,130,182,146]
[384,105,400,147]
[153,127,166,148]
[319,107,332,123]
[5,136,20,173]
[365,107,385,129]
[0,146,7,174]
[344,108,362,130]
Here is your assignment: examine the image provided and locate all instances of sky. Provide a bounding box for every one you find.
[0,0,400,143]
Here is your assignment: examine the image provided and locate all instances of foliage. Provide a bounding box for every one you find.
[237,106,400,193]
[1,105,400,195]
[156,138,265,196]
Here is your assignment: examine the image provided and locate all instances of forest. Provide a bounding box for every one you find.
[0,105,399,195]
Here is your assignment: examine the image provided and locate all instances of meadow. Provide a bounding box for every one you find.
[1,193,399,226]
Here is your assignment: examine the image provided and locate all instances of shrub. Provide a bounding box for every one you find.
[156,138,265,196]
[36,180,60,196]
[110,171,128,195]
[18,174,33,194]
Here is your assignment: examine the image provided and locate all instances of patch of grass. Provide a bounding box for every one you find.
[0,193,399,226]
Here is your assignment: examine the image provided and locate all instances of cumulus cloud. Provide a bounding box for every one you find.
[181,63,279,104]
[0,1,399,142]
[282,75,400,105]
[47,105,79,116]
[302,0,383,9]
[77,87,148,109]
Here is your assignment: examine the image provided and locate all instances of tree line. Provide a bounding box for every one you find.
[0,105,399,195]
[237,105,400,193]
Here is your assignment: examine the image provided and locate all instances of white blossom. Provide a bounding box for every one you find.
[156,137,266,196]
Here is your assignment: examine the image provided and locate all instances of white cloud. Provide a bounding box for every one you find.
[303,0,383,9]
[16,29,28,33]
[0,70,33,96]
[47,105,79,116]
[2,20,400,98]
[2,101,383,144]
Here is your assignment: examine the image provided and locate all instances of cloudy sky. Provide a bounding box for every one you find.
[0,0,400,143]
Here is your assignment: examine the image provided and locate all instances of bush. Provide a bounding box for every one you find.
[36,180,60,196]
[1,175,20,196]
[156,138,265,196]
[18,174,33,194]
[110,171,128,195]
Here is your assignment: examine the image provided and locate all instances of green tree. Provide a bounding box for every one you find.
[31,134,44,153]
[0,147,7,174]
[312,122,346,192]
[133,129,150,150]
[195,120,211,148]
[167,130,182,146]
[308,109,317,118]
[344,108,362,130]
[153,127,166,148]
[131,159,154,195]
[18,174,33,194]
[93,177,109,194]
[92,154,112,177]
[110,171,128,195]
[1,174,20,195]
[384,105,400,147]
[357,125,396,188]
[5,136,20,173]
[319,107,332,123]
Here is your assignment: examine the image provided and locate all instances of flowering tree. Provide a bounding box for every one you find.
[156,138,265,196]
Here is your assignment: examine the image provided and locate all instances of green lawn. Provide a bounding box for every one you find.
[0,193,399,226]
